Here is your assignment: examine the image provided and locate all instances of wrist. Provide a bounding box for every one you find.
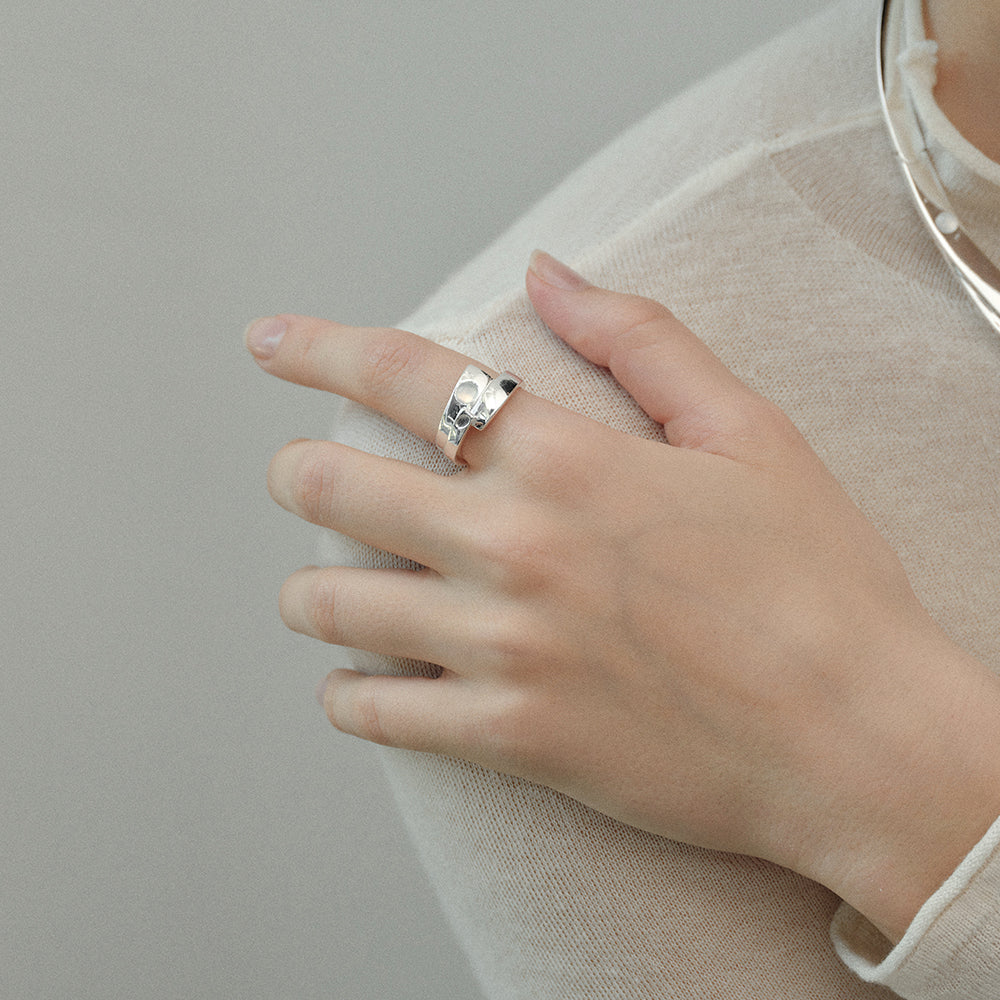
[802,631,1000,943]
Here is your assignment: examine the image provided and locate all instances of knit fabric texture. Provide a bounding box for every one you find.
[318,0,1000,995]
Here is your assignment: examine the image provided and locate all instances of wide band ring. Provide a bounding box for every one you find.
[436,365,522,464]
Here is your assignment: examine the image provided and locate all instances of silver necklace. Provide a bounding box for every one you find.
[877,0,1000,333]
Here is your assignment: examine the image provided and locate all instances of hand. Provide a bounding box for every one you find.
[247,250,1000,943]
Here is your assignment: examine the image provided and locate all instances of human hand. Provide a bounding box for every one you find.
[247,250,1000,943]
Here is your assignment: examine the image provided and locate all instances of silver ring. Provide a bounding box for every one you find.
[436,365,522,463]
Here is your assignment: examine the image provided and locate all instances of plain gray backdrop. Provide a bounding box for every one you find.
[3,1,829,997]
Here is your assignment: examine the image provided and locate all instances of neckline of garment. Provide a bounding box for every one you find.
[878,0,1000,332]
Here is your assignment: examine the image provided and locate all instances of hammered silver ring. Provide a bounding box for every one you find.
[436,365,521,463]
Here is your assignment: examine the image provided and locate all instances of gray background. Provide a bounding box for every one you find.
[3,1,828,997]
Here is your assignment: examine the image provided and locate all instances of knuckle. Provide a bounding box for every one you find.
[467,687,540,768]
[476,609,537,674]
[297,317,332,363]
[525,440,593,503]
[358,330,427,400]
[349,682,390,746]
[290,444,341,522]
[606,310,674,375]
[325,674,393,747]
[757,396,803,444]
[472,520,562,595]
[306,571,343,644]
[606,315,663,368]
[714,392,801,456]
[496,413,597,504]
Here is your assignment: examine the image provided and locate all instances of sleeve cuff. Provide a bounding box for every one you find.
[830,814,1000,999]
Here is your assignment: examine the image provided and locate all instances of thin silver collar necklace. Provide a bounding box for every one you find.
[877,0,1000,333]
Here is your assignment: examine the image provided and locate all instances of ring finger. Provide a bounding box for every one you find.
[279,564,469,668]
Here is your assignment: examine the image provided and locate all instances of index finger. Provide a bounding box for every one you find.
[245,313,531,466]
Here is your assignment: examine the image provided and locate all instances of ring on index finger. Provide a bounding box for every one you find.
[436,365,522,464]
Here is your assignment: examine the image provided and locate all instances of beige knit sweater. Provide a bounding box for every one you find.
[321,0,1000,995]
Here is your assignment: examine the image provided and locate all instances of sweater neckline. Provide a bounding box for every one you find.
[887,0,1000,266]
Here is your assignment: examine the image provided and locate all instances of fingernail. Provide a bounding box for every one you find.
[528,249,591,291]
[315,675,329,708]
[244,316,287,359]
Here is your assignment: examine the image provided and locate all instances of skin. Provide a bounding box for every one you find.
[247,251,1000,945]
[924,0,1000,161]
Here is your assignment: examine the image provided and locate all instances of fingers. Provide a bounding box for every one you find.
[317,667,539,775]
[525,250,797,459]
[280,565,464,666]
[245,313,535,468]
[246,315,457,444]
[267,438,466,571]
[316,669,482,756]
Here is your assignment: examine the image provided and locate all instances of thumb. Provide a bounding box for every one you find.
[525,250,793,459]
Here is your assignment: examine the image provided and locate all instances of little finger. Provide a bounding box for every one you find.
[317,669,484,756]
